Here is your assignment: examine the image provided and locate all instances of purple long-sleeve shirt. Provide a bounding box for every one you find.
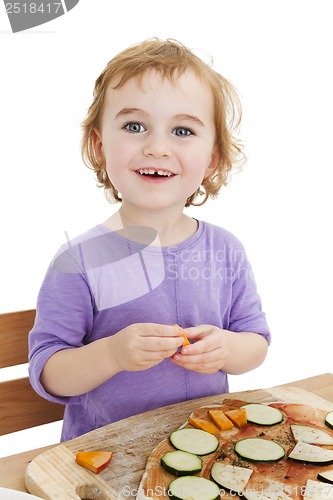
[28,220,270,441]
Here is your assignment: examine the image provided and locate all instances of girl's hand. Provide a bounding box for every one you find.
[170,325,230,374]
[109,323,184,373]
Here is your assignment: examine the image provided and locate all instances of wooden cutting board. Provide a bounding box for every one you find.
[25,387,333,499]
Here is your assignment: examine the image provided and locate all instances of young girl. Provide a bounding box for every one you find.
[28,38,270,441]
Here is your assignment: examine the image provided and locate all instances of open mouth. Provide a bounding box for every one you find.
[136,168,175,178]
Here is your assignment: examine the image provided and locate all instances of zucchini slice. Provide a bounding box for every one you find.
[303,479,333,500]
[318,470,333,485]
[169,428,219,456]
[291,424,333,445]
[325,411,333,430]
[168,476,220,500]
[161,450,202,477]
[235,437,285,462]
[241,403,283,426]
[210,462,253,494]
[288,441,333,465]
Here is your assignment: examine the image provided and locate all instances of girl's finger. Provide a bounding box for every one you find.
[180,336,214,355]
[141,323,183,338]
[142,336,184,352]
[170,353,221,373]
[176,345,224,364]
[182,325,207,338]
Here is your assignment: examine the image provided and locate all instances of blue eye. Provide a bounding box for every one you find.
[124,122,145,133]
[173,127,193,137]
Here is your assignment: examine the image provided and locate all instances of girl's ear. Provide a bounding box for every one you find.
[204,146,219,178]
[92,128,105,165]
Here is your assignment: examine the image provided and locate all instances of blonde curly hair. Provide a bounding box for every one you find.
[81,38,244,207]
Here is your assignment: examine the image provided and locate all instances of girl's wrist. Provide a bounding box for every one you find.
[103,335,123,377]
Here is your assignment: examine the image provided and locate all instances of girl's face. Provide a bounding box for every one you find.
[93,70,218,214]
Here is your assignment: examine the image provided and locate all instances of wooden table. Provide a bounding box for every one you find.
[1,372,332,495]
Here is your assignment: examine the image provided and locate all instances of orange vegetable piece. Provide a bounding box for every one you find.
[188,416,219,434]
[76,451,113,474]
[208,409,234,430]
[172,323,190,346]
[181,331,190,346]
[224,408,247,428]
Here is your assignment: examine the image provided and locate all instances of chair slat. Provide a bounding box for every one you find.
[0,310,36,368]
[0,377,64,436]
[0,309,65,438]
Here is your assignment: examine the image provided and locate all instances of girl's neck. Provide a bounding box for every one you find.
[103,204,198,247]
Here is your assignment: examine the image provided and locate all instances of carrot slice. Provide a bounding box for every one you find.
[172,324,190,346]
[208,409,234,430]
[188,416,219,435]
[76,451,113,474]
[181,331,190,346]
[225,408,247,428]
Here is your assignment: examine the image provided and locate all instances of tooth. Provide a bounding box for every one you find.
[157,170,172,176]
[138,169,173,176]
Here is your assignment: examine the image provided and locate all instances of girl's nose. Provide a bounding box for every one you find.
[143,135,172,158]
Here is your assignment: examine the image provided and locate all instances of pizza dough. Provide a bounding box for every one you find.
[137,399,333,500]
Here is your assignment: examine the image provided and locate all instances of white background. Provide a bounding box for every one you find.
[0,1,332,458]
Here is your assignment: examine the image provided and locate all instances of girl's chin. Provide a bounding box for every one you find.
[121,196,187,213]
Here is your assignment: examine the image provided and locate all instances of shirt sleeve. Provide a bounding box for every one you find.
[228,241,271,344]
[28,247,95,404]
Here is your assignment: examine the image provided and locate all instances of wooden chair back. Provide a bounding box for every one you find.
[0,309,64,436]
